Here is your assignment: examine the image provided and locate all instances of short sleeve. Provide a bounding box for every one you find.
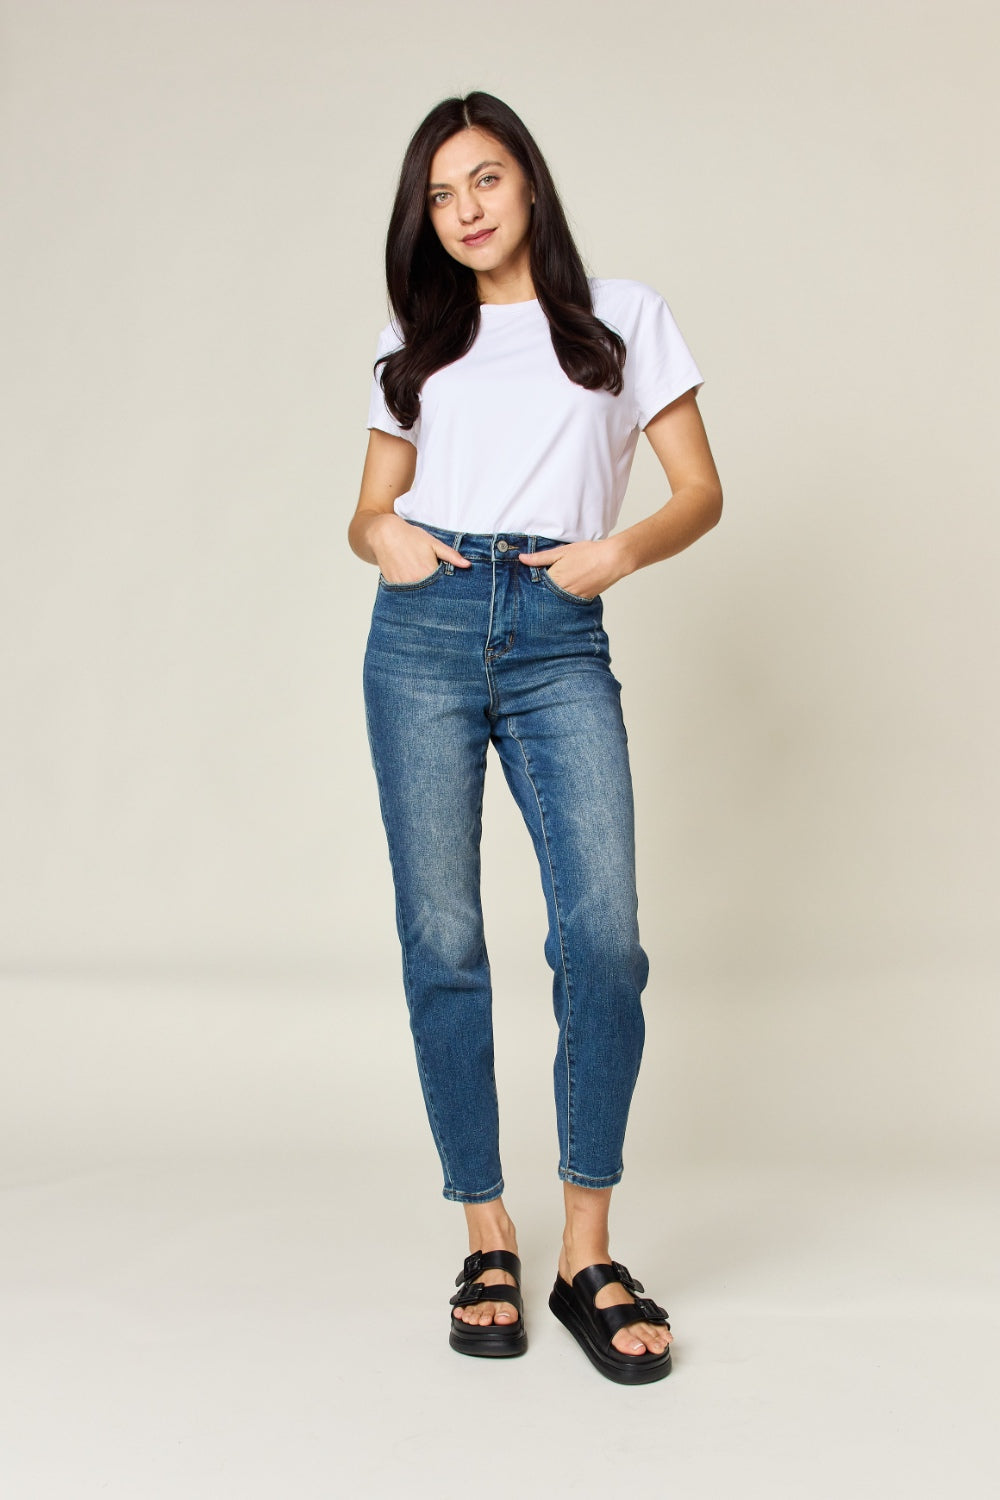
[628,287,704,430]
[366,323,420,447]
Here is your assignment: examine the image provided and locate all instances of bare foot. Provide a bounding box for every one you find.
[452,1201,520,1328]
[559,1183,671,1358]
[558,1249,672,1356]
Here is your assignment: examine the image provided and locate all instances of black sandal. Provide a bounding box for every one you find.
[449,1250,527,1358]
[549,1260,671,1384]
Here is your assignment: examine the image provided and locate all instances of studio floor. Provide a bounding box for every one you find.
[1,972,996,1499]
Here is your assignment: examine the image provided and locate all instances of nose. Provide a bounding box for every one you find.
[457,192,484,225]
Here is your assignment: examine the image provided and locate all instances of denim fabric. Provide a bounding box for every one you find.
[363,522,649,1203]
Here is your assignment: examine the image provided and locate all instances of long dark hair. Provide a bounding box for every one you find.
[375,92,626,431]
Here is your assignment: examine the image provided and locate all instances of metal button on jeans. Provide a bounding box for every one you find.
[496,539,509,552]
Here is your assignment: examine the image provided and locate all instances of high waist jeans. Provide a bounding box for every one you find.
[363,523,649,1203]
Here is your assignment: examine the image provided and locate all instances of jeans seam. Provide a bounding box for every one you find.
[559,1165,624,1188]
[363,698,458,1195]
[537,569,597,606]
[378,561,446,593]
[485,549,519,666]
[364,532,639,1197]
[506,718,576,1175]
[443,1177,505,1204]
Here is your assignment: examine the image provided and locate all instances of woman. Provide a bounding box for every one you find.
[349,91,722,1385]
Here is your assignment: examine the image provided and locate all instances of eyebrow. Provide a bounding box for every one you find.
[427,160,504,192]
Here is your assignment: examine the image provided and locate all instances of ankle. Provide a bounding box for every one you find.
[464,1203,518,1254]
[560,1183,612,1263]
[561,1210,611,1272]
[561,1232,610,1270]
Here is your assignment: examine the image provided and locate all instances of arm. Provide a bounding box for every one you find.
[348,429,469,581]
[517,389,723,596]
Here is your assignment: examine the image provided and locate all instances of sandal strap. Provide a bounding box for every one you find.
[598,1297,671,1338]
[571,1260,646,1301]
[449,1280,524,1313]
[455,1250,522,1288]
[569,1262,669,1342]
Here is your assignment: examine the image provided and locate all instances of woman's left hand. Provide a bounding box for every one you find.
[518,536,630,600]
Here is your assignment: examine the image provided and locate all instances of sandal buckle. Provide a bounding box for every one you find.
[612,1260,644,1295]
[632,1295,668,1324]
[457,1251,483,1287]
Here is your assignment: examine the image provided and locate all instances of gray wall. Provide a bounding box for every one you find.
[1,0,996,1167]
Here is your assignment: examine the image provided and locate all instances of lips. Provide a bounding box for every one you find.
[462,228,495,246]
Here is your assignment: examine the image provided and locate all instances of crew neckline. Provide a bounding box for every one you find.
[478,297,540,311]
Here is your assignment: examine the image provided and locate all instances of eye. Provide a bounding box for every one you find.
[428,191,450,207]
[477,174,498,187]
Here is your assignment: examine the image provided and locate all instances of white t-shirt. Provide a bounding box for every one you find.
[366,276,704,541]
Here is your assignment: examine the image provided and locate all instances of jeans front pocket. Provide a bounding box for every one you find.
[537,569,598,606]
[378,561,446,592]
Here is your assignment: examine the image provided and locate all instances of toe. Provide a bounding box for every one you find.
[613,1327,648,1356]
[451,1265,519,1330]
[489,1299,519,1325]
[640,1323,667,1352]
[478,1273,518,1326]
[609,1320,674,1357]
[635,1321,672,1353]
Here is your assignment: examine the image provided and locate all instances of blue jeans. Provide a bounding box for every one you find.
[363,523,649,1203]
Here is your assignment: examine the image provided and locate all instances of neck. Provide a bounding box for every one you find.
[476,269,536,306]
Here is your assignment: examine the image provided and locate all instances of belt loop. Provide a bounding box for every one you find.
[527,532,540,583]
[445,530,464,575]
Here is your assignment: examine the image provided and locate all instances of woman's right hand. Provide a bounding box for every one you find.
[369,513,470,584]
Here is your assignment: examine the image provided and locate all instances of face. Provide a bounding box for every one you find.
[425,127,535,290]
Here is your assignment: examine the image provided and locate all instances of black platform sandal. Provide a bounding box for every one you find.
[449,1250,527,1358]
[549,1260,671,1385]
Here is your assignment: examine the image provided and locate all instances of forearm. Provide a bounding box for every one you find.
[348,507,401,566]
[349,429,419,565]
[348,506,470,583]
[614,480,723,577]
[516,478,723,600]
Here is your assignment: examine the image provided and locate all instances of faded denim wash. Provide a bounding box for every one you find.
[363,523,649,1203]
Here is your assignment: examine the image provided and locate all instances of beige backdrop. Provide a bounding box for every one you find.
[1,0,997,1172]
